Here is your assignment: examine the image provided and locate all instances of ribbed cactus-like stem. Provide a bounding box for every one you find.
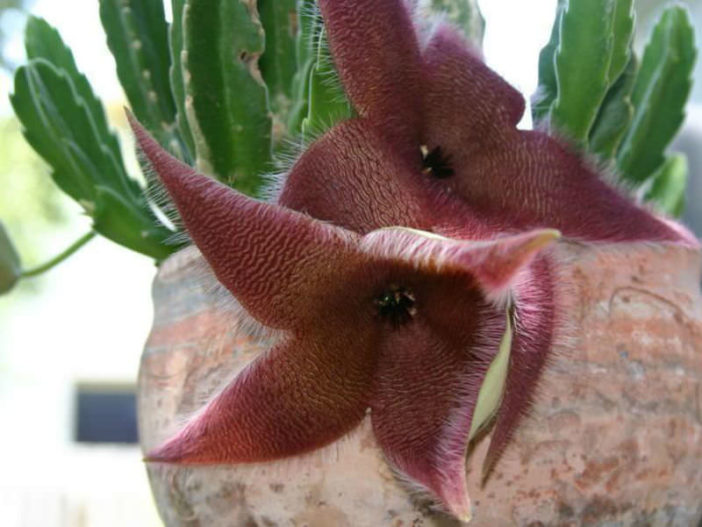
[181,0,273,195]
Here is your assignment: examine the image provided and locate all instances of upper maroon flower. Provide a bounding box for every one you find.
[133,0,695,521]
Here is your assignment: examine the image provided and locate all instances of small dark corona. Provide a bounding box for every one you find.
[374,285,417,327]
[420,145,454,179]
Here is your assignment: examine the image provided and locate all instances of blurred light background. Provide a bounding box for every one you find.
[0,1,699,526]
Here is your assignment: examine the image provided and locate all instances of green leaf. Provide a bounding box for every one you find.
[428,0,485,47]
[607,0,635,83]
[589,54,637,160]
[11,60,132,205]
[300,27,352,139]
[551,0,620,144]
[24,16,121,160]
[258,0,298,114]
[288,0,321,135]
[99,0,182,155]
[295,0,318,69]
[183,0,273,195]
[617,6,696,184]
[169,0,196,159]
[287,57,314,135]
[0,221,21,295]
[532,0,566,124]
[10,60,175,259]
[644,154,688,218]
[93,186,175,260]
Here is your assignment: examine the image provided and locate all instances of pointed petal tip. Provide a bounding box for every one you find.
[473,228,560,299]
[142,441,182,464]
[441,488,473,524]
[511,229,562,264]
[521,228,561,250]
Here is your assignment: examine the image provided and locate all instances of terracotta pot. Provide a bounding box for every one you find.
[138,242,702,526]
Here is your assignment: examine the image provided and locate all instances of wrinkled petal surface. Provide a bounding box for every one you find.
[280,120,431,233]
[131,115,365,330]
[319,0,424,155]
[421,25,689,245]
[148,326,379,463]
[370,277,506,521]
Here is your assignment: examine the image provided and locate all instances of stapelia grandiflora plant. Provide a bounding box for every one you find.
[4,0,698,522]
[126,0,696,521]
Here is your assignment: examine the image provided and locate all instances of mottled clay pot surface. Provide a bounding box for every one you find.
[138,243,702,526]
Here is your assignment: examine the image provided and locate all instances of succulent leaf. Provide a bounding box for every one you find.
[589,54,638,160]
[287,1,319,135]
[11,60,132,203]
[296,0,318,70]
[617,6,697,184]
[644,153,688,218]
[300,27,353,139]
[550,0,619,144]
[531,0,566,124]
[24,16,121,159]
[258,0,298,113]
[92,185,175,260]
[169,0,196,159]
[10,60,174,259]
[607,0,635,84]
[98,0,182,156]
[182,0,273,195]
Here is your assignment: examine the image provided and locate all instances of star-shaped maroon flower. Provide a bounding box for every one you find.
[133,0,695,521]
[134,116,560,519]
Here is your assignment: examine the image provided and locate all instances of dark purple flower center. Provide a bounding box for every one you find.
[421,145,454,179]
[375,285,417,326]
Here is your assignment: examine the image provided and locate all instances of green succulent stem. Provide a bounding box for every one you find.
[20,230,96,278]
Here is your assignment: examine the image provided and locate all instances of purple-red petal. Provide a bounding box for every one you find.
[370,285,506,520]
[421,24,525,149]
[421,25,691,246]
[318,0,424,156]
[279,120,432,233]
[130,114,365,330]
[484,256,557,476]
[147,328,379,464]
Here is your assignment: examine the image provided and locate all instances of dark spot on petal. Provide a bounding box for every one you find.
[421,145,454,179]
[375,285,416,327]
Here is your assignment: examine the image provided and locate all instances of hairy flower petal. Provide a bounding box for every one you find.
[130,114,365,330]
[421,25,692,245]
[280,120,432,233]
[147,329,378,463]
[483,256,557,477]
[361,227,560,303]
[318,0,424,155]
[371,298,505,522]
